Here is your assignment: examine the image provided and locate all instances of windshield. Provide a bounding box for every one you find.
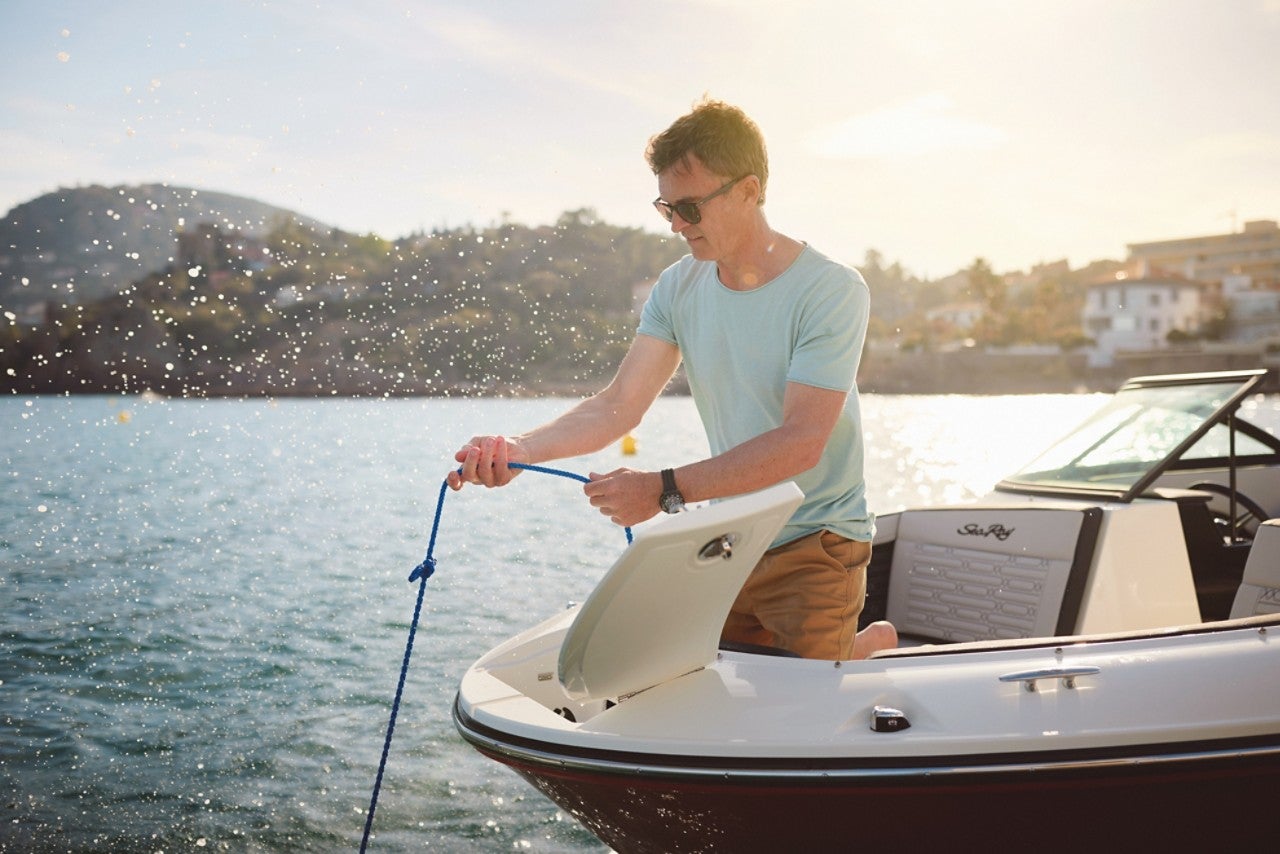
[1000,371,1269,499]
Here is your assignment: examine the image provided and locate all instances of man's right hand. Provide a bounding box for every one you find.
[447,435,529,490]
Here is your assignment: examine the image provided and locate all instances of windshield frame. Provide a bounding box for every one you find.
[995,369,1273,502]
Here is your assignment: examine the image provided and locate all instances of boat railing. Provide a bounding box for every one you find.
[867,611,1280,660]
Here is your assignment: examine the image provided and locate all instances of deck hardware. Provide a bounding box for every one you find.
[698,533,737,561]
[871,705,911,733]
[538,671,554,682]
[999,665,1101,693]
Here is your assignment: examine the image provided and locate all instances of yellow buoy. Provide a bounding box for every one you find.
[620,433,637,455]
[117,410,132,423]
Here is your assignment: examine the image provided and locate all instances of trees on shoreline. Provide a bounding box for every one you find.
[1,209,686,396]
[2,196,1104,397]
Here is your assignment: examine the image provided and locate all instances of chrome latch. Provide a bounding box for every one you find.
[698,533,737,561]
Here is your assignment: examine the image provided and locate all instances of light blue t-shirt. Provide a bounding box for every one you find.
[637,245,874,547]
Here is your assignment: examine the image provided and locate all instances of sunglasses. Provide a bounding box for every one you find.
[652,175,749,225]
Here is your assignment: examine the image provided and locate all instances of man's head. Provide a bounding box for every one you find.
[645,99,768,206]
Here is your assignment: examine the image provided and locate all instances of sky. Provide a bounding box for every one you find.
[2,0,1278,278]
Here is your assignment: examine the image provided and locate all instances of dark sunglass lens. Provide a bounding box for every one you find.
[674,203,701,224]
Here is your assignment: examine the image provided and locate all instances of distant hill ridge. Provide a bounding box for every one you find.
[0,183,329,306]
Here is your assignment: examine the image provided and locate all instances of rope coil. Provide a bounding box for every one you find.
[360,463,632,851]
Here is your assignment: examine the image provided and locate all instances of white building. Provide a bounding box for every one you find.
[1124,219,1280,346]
[925,300,984,331]
[1082,276,1209,366]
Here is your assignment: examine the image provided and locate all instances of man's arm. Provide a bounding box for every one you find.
[583,381,846,525]
[677,380,846,501]
[447,334,680,489]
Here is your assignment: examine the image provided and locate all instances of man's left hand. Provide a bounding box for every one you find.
[584,468,663,527]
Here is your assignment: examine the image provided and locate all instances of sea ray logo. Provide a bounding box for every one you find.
[957,523,1015,541]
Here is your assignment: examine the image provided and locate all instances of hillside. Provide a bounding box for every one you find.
[0,200,687,397]
[0,184,328,307]
[1,184,1160,397]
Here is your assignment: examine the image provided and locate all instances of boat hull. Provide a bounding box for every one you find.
[446,373,1280,851]
[455,707,1280,852]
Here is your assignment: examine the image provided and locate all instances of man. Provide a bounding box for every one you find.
[448,99,896,661]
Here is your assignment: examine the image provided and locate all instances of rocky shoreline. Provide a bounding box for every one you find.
[7,347,1276,398]
[858,347,1280,395]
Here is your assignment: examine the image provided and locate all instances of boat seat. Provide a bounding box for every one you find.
[884,506,1102,644]
[1154,487,1252,620]
[1229,519,1280,618]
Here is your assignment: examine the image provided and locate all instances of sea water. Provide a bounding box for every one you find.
[3,391,1275,852]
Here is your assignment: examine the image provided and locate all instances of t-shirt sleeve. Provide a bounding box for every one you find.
[636,265,679,346]
[786,269,869,393]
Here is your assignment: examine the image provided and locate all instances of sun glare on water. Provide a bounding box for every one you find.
[861,394,1105,512]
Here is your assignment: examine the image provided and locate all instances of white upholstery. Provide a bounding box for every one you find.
[884,506,1097,643]
[1230,519,1280,618]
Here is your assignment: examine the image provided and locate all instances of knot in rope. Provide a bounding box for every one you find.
[407,556,436,583]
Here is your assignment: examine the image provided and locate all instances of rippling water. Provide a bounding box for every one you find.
[4,390,1274,852]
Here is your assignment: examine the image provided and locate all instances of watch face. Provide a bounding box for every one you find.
[661,492,684,513]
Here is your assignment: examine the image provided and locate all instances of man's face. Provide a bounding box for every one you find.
[655,155,749,262]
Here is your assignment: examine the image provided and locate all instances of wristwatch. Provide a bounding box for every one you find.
[659,468,685,514]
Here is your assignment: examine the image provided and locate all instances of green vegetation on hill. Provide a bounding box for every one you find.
[1,184,1114,397]
[1,202,686,396]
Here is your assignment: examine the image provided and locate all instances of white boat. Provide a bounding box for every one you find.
[454,369,1280,851]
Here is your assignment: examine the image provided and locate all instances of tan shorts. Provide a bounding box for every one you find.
[720,530,871,661]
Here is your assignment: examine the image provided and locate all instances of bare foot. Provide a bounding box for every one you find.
[850,621,898,659]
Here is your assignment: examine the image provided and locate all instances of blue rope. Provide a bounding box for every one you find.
[360,462,632,851]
